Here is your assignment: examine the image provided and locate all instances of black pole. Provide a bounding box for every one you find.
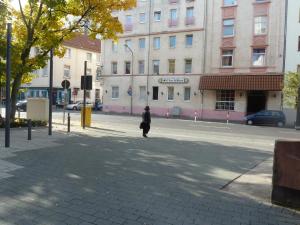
[83,61,87,129]
[295,87,300,130]
[5,23,12,148]
[67,113,70,132]
[27,119,32,140]
[48,49,53,135]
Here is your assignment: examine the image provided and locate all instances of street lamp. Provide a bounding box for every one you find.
[124,44,134,115]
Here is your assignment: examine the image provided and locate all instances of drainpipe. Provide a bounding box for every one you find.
[146,0,152,106]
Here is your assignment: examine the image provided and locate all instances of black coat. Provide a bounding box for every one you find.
[142,111,151,124]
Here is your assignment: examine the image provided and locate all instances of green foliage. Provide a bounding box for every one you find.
[283,72,300,108]
[0,118,47,128]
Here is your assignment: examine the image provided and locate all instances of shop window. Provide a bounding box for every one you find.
[112,86,119,99]
[184,87,191,101]
[153,86,159,100]
[216,90,235,110]
[167,86,174,101]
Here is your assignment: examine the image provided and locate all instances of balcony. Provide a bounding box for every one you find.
[185,16,195,25]
[169,0,179,4]
[124,24,133,32]
[168,19,178,27]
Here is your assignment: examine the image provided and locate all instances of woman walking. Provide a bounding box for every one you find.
[141,106,151,138]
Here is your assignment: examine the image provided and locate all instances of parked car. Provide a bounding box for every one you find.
[16,100,27,112]
[66,101,93,110]
[245,110,286,127]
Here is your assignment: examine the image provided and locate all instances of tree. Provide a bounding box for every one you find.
[2,0,135,119]
[283,72,300,108]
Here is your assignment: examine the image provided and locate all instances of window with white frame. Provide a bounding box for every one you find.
[96,54,101,62]
[138,60,145,74]
[168,59,175,73]
[96,66,101,81]
[153,37,160,49]
[223,0,237,6]
[153,60,160,74]
[139,86,147,100]
[167,86,174,101]
[64,48,71,58]
[112,86,119,99]
[112,41,118,52]
[252,48,266,66]
[185,34,193,47]
[216,90,235,110]
[184,87,191,101]
[86,53,92,62]
[170,9,177,21]
[223,19,234,37]
[222,49,233,67]
[64,65,70,78]
[125,15,133,25]
[254,16,267,35]
[139,38,146,49]
[112,62,118,74]
[125,61,131,74]
[169,36,176,48]
[154,11,161,21]
[186,7,194,18]
[185,59,192,73]
[139,13,146,23]
[125,39,132,51]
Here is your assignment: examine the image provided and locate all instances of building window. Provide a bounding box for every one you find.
[42,63,49,76]
[185,34,193,47]
[153,60,160,74]
[216,90,235,110]
[64,48,71,58]
[95,89,100,100]
[223,19,234,37]
[112,62,118,74]
[169,36,176,48]
[153,86,159,100]
[112,86,119,99]
[138,60,145,74]
[154,11,161,21]
[167,86,174,101]
[222,49,233,67]
[254,16,267,35]
[169,9,178,26]
[139,86,147,100]
[86,53,92,62]
[125,61,131,74]
[186,7,194,25]
[252,48,266,66]
[64,65,70,78]
[96,54,101,63]
[185,59,192,73]
[125,39,132,51]
[112,41,118,52]
[139,13,146,23]
[298,36,300,51]
[223,0,237,6]
[153,37,160,49]
[96,66,101,81]
[168,59,176,73]
[125,15,133,24]
[184,87,191,101]
[139,38,146,49]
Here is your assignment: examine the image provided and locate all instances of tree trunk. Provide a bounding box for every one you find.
[10,75,22,120]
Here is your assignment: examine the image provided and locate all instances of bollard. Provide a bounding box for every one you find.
[67,113,70,133]
[166,111,169,119]
[226,111,230,124]
[28,119,32,140]
[194,111,198,122]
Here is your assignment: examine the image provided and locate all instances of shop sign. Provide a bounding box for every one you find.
[158,77,189,84]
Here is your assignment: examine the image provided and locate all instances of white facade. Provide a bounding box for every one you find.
[24,37,102,105]
[285,0,300,73]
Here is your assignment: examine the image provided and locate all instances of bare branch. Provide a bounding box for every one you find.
[18,0,29,28]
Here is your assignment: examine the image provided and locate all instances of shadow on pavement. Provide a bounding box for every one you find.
[0,133,298,225]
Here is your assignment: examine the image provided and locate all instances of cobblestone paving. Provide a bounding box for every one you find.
[0,128,299,225]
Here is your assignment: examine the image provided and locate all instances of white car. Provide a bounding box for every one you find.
[66,101,93,110]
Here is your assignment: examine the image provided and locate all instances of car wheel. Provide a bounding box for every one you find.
[73,106,77,110]
[277,121,284,127]
[247,120,253,125]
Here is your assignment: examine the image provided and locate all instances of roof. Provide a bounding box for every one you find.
[199,74,284,91]
[63,33,101,53]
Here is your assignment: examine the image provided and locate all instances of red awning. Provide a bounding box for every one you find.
[199,74,284,91]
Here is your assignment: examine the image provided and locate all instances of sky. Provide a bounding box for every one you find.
[10,0,26,9]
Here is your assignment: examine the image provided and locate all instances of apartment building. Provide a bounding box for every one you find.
[101,0,286,121]
[23,34,102,105]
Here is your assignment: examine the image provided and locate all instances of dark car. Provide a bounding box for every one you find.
[16,100,27,112]
[245,110,286,127]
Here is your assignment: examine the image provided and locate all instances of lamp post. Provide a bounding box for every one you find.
[5,22,12,148]
[124,44,134,115]
[48,49,53,135]
[296,87,300,130]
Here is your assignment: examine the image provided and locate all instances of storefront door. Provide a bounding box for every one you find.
[246,91,266,115]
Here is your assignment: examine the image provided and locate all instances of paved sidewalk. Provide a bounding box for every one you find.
[0,123,299,225]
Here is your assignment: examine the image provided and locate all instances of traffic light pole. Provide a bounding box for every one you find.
[296,87,300,130]
[83,61,87,129]
[48,49,53,135]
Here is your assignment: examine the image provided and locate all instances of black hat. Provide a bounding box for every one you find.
[144,106,150,111]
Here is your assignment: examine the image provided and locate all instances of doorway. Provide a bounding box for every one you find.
[247,91,267,115]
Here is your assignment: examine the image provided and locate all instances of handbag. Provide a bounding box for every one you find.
[139,122,144,129]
